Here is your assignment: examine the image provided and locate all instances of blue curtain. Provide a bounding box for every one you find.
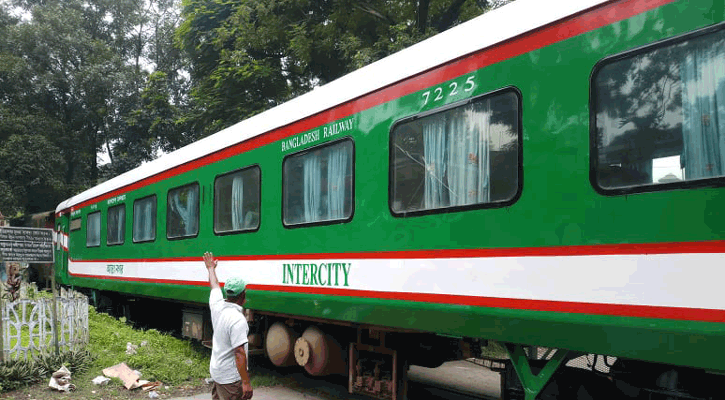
[303,155,322,222]
[327,146,348,220]
[681,38,725,180]
[231,175,244,230]
[447,106,491,206]
[423,115,448,209]
[423,104,492,210]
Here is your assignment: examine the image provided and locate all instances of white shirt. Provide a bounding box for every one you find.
[209,288,249,384]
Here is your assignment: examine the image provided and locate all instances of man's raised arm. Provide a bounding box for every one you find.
[203,251,220,290]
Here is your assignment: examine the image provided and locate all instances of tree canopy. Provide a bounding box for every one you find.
[177,0,506,134]
[0,0,508,215]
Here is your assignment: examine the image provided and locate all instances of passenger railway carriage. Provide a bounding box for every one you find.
[54,0,725,399]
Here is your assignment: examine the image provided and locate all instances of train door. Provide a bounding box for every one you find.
[54,213,69,285]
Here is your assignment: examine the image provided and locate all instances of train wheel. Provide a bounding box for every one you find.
[265,321,299,367]
[294,325,346,376]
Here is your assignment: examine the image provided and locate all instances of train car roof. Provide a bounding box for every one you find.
[56,0,607,214]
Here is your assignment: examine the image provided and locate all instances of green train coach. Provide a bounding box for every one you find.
[54,0,725,398]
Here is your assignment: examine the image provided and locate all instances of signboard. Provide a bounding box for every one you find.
[0,227,54,263]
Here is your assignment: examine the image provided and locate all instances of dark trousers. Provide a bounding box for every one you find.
[211,380,243,400]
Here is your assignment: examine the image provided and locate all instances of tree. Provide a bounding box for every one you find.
[0,0,190,212]
[0,135,67,213]
[177,0,511,135]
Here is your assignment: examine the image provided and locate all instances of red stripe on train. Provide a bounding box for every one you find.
[65,0,673,212]
[68,239,725,264]
[251,284,725,323]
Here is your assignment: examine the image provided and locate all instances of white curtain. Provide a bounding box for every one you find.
[423,114,448,209]
[109,208,123,243]
[231,175,244,230]
[134,200,154,241]
[143,201,153,239]
[303,155,322,222]
[327,146,348,220]
[447,106,491,206]
[171,188,198,235]
[681,38,725,180]
[87,213,100,246]
[116,209,124,242]
[422,104,492,210]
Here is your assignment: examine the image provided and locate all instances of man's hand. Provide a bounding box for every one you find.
[204,252,220,290]
[242,380,253,399]
[235,345,253,399]
[204,251,217,270]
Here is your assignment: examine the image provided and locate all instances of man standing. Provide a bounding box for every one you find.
[204,251,253,400]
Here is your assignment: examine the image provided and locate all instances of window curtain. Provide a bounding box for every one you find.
[681,37,725,180]
[422,104,492,210]
[303,155,322,222]
[447,106,491,206]
[231,175,244,230]
[423,114,448,209]
[110,209,123,243]
[135,201,154,241]
[115,210,124,242]
[144,201,153,239]
[327,146,348,220]
[171,189,198,235]
[87,214,100,245]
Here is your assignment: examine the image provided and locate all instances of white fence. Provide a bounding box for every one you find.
[0,286,89,361]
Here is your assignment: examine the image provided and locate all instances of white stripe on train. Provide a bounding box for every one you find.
[68,252,725,311]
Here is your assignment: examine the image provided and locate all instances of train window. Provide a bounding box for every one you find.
[390,88,520,215]
[283,138,354,226]
[167,183,200,239]
[107,204,125,245]
[86,211,101,247]
[70,218,81,231]
[592,25,725,194]
[214,166,260,234]
[133,195,156,243]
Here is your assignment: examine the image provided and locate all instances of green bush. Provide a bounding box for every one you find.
[0,358,42,392]
[0,348,93,393]
[35,348,94,377]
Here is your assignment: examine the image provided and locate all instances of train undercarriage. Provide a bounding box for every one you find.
[89,291,723,400]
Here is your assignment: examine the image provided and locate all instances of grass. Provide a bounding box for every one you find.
[0,302,284,400]
[85,307,209,385]
[481,341,508,359]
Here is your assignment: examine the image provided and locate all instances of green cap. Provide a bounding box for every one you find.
[224,277,247,297]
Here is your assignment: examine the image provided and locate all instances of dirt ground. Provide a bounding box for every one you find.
[0,378,211,400]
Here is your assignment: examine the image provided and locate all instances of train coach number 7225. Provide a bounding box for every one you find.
[421,76,476,106]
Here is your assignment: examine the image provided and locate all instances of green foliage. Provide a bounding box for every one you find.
[0,358,42,392]
[87,306,210,385]
[176,0,505,136]
[481,341,508,359]
[0,180,20,217]
[0,348,94,393]
[34,349,95,377]
[0,0,189,211]
[0,134,67,213]
[0,302,211,393]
